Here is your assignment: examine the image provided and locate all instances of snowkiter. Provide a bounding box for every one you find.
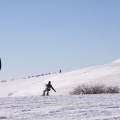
[42,81,56,96]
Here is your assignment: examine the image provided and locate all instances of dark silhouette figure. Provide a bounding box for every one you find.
[0,58,1,70]
[59,70,61,73]
[42,81,56,96]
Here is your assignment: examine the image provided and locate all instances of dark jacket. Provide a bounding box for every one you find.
[46,84,56,92]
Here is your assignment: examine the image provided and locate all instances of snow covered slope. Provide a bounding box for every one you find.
[0,59,120,97]
[112,59,120,63]
[0,94,120,120]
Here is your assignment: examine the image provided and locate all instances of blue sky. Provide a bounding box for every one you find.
[0,0,120,80]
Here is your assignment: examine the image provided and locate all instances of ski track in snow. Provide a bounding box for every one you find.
[0,94,120,120]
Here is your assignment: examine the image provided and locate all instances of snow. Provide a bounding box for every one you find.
[0,60,120,97]
[0,59,120,119]
[112,59,120,63]
[0,94,120,120]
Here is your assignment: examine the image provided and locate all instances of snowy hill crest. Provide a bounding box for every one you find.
[112,59,120,63]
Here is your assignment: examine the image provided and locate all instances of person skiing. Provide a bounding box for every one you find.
[42,81,56,96]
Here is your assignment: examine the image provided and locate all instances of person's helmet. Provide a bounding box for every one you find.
[48,81,51,84]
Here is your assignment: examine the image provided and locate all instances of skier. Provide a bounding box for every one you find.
[59,70,61,73]
[0,58,1,70]
[42,81,56,96]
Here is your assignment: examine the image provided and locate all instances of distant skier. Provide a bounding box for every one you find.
[0,58,1,70]
[59,70,61,73]
[42,81,56,96]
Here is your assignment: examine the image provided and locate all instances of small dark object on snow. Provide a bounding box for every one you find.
[59,70,61,73]
[42,81,56,96]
